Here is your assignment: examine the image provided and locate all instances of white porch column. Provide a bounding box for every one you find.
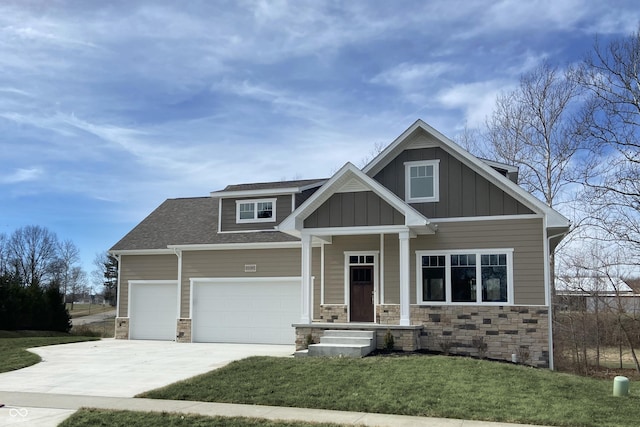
[300,233,313,324]
[399,230,411,326]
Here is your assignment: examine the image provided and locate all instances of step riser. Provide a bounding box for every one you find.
[308,345,370,358]
[322,331,375,339]
[320,337,372,345]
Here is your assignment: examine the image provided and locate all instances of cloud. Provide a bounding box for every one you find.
[371,62,457,92]
[436,79,515,128]
[0,168,43,184]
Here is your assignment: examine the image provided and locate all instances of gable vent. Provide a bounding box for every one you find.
[336,178,369,193]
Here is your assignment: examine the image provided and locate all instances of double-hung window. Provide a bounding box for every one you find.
[236,198,276,223]
[417,250,513,304]
[405,159,439,203]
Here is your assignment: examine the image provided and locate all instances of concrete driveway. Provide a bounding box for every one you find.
[0,339,294,397]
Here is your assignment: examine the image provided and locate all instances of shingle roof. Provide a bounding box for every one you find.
[222,178,326,192]
[110,197,298,251]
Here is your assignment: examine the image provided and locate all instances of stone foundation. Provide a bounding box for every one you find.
[115,317,129,339]
[176,318,192,342]
[319,304,348,323]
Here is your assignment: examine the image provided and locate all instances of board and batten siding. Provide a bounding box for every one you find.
[219,195,293,232]
[304,191,404,228]
[373,146,534,219]
[118,254,178,317]
[180,247,321,319]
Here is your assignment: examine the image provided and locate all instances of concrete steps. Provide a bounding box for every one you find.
[305,330,376,358]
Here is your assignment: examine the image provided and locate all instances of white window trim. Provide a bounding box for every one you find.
[235,198,277,224]
[344,251,379,322]
[404,159,440,203]
[415,249,514,306]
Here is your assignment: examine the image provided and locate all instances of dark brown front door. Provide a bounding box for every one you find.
[350,266,374,322]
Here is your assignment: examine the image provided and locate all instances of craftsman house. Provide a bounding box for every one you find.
[110,119,570,368]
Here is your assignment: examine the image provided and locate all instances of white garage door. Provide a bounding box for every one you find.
[192,277,301,345]
[129,281,178,340]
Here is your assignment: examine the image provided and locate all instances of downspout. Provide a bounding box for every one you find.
[546,228,570,370]
[111,253,121,318]
[173,248,183,322]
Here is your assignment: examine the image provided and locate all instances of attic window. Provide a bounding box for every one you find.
[236,198,276,223]
[405,160,440,203]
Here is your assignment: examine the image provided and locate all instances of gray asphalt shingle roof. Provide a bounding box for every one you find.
[221,178,326,192]
[110,196,299,251]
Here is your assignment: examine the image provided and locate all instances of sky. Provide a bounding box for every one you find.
[1,0,639,283]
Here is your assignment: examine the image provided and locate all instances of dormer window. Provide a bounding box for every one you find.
[236,198,276,223]
[405,159,440,203]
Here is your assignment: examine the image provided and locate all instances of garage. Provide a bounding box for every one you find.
[191,277,301,344]
[129,281,178,340]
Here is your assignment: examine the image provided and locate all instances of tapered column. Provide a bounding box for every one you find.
[399,230,411,326]
[300,233,313,324]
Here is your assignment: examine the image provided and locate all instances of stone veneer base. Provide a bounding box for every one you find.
[296,304,550,368]
[115,317,129,340]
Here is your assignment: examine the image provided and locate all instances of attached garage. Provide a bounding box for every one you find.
[129,281,178,340]
[191,277,301,344]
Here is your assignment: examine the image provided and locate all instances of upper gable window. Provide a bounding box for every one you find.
[405,160,440,203]
[236,198,276,223]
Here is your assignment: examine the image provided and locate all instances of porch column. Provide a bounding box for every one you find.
[399,230,411,326]
[300,233,313,324]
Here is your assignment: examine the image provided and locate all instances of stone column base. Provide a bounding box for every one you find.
[176,318,192,342]
[115,317,129,339]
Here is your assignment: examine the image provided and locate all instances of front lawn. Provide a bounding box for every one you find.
[0,334,99,373]
[141,355,640,427]
[60,408,348,427]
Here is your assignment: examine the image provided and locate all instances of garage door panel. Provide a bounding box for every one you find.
[129,282,177,341]
[192,279,301,345]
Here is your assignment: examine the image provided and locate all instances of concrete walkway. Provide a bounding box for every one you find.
[0,391,549,427]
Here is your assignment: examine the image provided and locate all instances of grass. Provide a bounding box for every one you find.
[59,408,349,427]
[141,355,640,427]
[71,318,115,338]
[0,333,99,373]
[66,303,115,318]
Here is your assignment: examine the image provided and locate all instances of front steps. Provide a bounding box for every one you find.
[299,330,376,358]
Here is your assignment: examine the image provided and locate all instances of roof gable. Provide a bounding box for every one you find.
[278,162,435,235]
[363,120,570,229]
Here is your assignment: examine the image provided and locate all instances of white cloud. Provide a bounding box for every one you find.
[436,79,514,128]
[371,62,457,92]
[0,167,42,184]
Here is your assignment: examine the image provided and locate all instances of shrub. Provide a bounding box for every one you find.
[383,329,395,351]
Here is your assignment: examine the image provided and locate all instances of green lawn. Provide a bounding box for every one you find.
[60,409,349,427]
[66,303,115,318]
[0,334,100,373]
[140,355,640,427]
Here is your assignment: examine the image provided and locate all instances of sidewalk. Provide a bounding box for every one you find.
[0,391,549,427]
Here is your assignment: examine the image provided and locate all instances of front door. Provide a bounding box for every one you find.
[350,266,374,322]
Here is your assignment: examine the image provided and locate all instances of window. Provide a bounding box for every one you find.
[417,250,513,304]
[236,198,276,223]
[405,160,439,203]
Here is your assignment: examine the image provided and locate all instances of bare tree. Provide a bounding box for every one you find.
[485,61,583,208]
[575,27,640,268]
[7,225,59,287]
[0,232,8,276]
[91,251,118,306]
[52,239,82,307]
